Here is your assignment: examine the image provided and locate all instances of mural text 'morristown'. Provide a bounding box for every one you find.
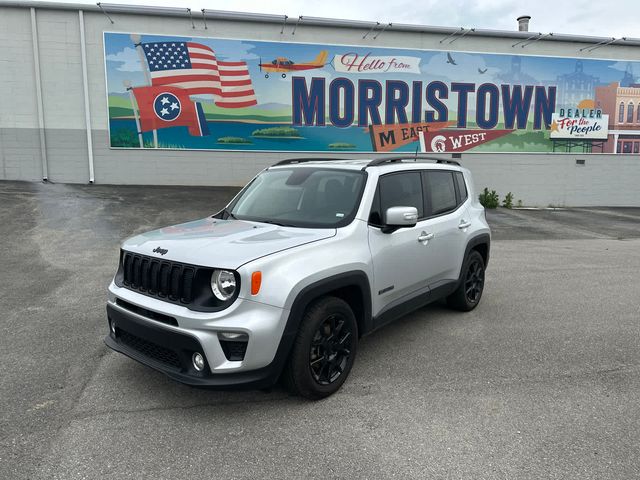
[292,78,557,130]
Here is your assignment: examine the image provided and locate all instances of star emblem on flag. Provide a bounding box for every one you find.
[153,92,181,121]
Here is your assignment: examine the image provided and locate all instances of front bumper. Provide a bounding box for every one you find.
[105,284,293,389]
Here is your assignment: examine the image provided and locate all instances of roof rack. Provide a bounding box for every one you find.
[272,157,350,166]
[271,155,461,168]
[365,155,461,168]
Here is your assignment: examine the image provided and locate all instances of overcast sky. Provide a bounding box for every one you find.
[43,0,639,38]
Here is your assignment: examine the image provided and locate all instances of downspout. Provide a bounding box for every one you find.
[30,7,48,182]
[78,9,95,183]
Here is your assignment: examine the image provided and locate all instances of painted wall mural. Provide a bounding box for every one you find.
[104,32,640,153]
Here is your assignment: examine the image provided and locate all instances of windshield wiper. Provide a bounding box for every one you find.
[258,219,297,227]
[220,207,237,220]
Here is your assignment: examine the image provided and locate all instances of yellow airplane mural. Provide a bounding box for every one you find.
[259,50,329,78]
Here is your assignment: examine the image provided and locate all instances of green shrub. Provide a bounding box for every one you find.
[502,192,514,209]
[516,199,523,208]
[479,188,499,209]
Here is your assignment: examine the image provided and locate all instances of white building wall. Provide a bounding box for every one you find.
[37,8,90,183]
[0,7,42,181]
[0,3,639,206]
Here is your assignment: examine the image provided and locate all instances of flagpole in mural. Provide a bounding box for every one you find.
[122,80,144,148]
[130,34,158,148]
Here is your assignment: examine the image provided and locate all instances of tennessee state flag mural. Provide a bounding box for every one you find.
[131,85,210,137]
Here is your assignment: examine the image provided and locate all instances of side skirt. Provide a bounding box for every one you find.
[369,280,457,334]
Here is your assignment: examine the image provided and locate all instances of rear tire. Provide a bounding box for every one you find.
[447,250,485,311]
[283,296,357,400]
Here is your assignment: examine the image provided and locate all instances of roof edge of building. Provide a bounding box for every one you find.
[2,0,639,48]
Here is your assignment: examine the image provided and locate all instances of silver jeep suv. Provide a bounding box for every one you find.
[105,156,490,399]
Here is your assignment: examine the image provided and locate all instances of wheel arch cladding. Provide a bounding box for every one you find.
[287,272,372,340]
[471,241,489,267]
[266,272,371,383]
[465,234,491,269]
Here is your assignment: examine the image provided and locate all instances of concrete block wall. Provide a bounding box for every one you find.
[37,9,90,183]
[465,154,639,207]
[0,7,42,181]
[0,3,639,206]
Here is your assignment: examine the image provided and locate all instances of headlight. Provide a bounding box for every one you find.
[210,269,237,301]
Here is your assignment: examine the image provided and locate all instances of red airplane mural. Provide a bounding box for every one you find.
[259,50,328,78]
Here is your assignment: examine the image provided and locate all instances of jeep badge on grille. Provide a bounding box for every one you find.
[153,247,168,256]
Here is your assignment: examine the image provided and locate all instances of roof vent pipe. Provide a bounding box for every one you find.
[517,15,531,32]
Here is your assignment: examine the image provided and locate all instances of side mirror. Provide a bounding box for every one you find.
[383,206,418,232]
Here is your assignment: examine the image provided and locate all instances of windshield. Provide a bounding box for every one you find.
[228,168,367,228]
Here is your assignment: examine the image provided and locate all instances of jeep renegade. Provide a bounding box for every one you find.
[105,156,491,399]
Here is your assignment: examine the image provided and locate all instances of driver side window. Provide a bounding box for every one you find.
[368,172,424,226]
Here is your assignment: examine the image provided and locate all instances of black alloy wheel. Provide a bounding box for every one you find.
[309,313,353,385]
[464,257,484,303]
[283,296,358,399]
[446,250,486,311]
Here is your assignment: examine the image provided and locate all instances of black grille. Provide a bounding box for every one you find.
[118,329,182,370]
[220,340,248,361]
[120,252,196,304]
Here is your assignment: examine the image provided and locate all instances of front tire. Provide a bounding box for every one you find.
[447,250,485,311]
[283,296,357,400]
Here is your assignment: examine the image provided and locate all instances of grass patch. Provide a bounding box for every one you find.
[328,142,357,149]
[218,136,252,144]
[110,129,184,149]
[252,126,301,138]
[110,128,140,148]
[109,106,134,118]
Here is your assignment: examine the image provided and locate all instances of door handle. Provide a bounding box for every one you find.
[418,232,434,243]
[458,220,472,229]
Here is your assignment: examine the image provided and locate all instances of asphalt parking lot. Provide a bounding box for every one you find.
[1,180,639,480]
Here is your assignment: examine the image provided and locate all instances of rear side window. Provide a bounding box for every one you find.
[454,172,468,203]
[425,171,457,216]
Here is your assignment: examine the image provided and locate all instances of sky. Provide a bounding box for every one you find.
[37,0,640,38]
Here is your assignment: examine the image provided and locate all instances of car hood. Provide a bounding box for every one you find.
[121,217,336,269]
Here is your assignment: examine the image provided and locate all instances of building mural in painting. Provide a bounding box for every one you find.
[105,32,640,153]
[555,61,600,110]
[595,76,640,154]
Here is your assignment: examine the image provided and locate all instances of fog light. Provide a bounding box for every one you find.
[109,319,116,335]
[192,352,205,372]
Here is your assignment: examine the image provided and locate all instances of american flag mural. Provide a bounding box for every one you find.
[141,41,258,108]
